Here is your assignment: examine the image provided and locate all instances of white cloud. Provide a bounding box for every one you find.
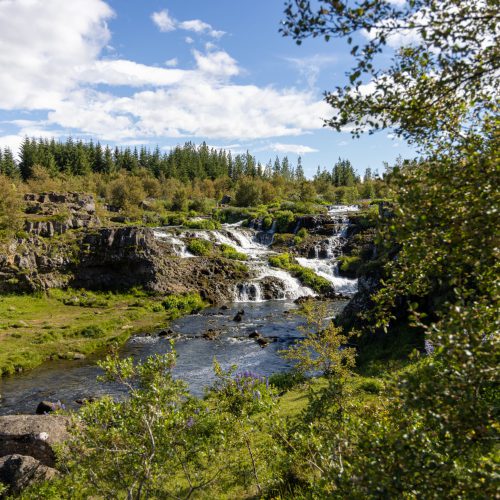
[0,0,113,110]
[78,59,186,86]
[165,58,178,67]
[151,9,225,38]
[0,1,331,145]
[193,50,239,78]
[269,143,319,155]
[286,54,337,88]
[185,36,194,44]
[179,19,225,38]
[151,10,176,32]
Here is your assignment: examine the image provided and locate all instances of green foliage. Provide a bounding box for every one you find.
[282,1,497,144]
[269,370,306,392]
[220,243,248,261]
[274,210,295,232]
[269,253,332,294]
[161,293,205,318]
[338,255,361,275]
[186,237,213,256]
[78,325,106,339]
[183,218,221,230]
[0,176,22,236]
[31,350,279,499]
[107,174,146,211]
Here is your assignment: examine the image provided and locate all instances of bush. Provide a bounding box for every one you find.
[338,255,362,275]
[186,238,213,256]
[275,210,296,232]
[359,378,385,394]
[162,293,205,318]
[78,325,106,339]
[107,175,146,211]
[220,243,248,261]
[184,218,221,230]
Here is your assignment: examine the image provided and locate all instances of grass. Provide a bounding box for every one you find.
[0,289,205,376]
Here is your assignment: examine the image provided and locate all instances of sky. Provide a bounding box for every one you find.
[0,0,415,177]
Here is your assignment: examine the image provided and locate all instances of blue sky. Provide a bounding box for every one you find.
[0,0,414,177]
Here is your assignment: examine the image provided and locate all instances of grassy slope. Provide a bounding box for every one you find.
[0,289,201,376]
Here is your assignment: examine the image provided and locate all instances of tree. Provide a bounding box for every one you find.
[281,0,499,144]
[295,156,305,181]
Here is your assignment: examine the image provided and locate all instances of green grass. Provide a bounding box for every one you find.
[0,289,205,376]
[220,243,248,261]
[186,238,213,256]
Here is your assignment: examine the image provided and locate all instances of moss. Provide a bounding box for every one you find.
[186,238,213,256]
[220,243,248,261]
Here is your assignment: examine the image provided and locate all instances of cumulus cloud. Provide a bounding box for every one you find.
[0,0,113,110]
[151,9,176,32]
[269,143,319,155]
[77,60,186,86]
[151,9,225,38]
[0,0,330,146]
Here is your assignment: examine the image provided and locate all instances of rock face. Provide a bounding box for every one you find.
[23,192,100,238]
[0,454,58,494]
[0,222,251,303]
[0,415,70,468]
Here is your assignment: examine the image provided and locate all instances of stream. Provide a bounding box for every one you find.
[0,206,358,415]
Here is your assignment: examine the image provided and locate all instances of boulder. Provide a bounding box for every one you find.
[202,329,221,340]
[35,401,64,415]
[0,454,58,494]
[0,415,70,467]
[248,330,261,339]
[233,309,245,322]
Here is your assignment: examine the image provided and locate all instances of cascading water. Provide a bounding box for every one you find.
[296,206,359,296]
[152,205,359,301]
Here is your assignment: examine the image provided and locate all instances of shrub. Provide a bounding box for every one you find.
[186,238,213,256]
[338,255,362,275]
[275,210,296,232]
[78,325,106,339]
[220,243,248,261]
[162,293,205,318]
[184,218,221,230]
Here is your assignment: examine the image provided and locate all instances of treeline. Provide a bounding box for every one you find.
[0,138,388,218]
[1,137,310,183]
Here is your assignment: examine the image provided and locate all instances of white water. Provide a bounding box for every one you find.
[153,204,359,301]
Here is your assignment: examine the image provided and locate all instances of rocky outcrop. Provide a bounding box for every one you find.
[23,192,100,238]
[0,454,58,495]
[0,415,70,468]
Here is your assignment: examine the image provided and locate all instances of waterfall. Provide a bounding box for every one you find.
[235,282,263,302]
[154,204,359,301]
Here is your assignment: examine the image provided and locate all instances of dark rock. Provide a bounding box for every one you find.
[75,397,96,405]
[35,401,63,415]
[248,331,261,339]
[0,415,70,467]
[256,337,270,348]
[220,194,232,205]
[220,305,229,310]
[0,454,58,494]
[158,329,174,337]
[233,309,245,322]
[202,329,221,340]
